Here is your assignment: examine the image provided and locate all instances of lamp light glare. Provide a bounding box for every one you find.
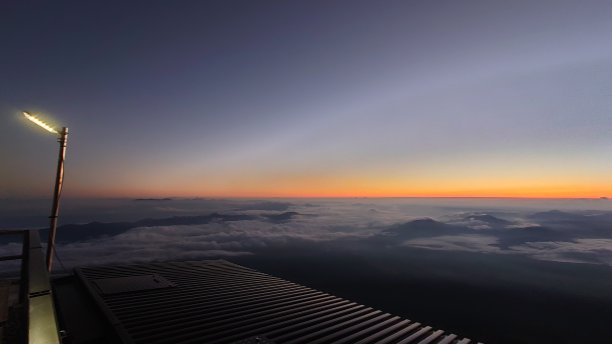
[23,111,59,134]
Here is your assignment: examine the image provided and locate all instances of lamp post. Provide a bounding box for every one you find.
[23,111,68,272]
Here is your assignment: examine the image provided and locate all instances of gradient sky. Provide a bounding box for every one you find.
[2,0,612,198]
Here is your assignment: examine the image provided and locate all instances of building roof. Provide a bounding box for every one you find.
[54,260,479,344]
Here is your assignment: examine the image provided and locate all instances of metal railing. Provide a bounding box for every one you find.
[0,230,60,344]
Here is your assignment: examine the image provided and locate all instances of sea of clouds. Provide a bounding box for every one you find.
[2,198,612,271]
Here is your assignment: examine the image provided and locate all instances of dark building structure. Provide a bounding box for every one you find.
[2,230,480,344]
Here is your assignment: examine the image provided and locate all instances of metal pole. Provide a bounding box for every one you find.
[46,127,68,272]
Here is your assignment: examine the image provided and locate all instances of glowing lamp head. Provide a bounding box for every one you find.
[23,111,59,134]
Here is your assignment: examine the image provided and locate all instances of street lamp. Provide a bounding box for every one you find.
[23,111,68,272]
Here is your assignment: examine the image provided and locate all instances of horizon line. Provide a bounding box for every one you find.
[3,195,609,200]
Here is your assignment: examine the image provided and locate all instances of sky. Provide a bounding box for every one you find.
[2,0,612,198]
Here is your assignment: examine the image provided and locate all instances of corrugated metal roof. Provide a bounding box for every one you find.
[75,260,480,344]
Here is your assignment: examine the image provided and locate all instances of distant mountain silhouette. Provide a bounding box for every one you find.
[494,225,572,249]
[527,210,612,238]
[47,213,260,243]
[373,217,574,248]
[463,214,512,226]
[379,218,469,240]
[263,212,301,222]
[528,210,584,222]
[235,201,293,211]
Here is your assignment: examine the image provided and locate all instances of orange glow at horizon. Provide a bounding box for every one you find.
[65,173,612,199]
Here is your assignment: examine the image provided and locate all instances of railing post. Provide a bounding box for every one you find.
[20,230,29,304]
[26,230,61,344]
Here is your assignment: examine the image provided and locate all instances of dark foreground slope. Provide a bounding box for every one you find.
[233,243,612,344]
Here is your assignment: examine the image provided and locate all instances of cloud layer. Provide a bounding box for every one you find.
[2,199,612,271]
